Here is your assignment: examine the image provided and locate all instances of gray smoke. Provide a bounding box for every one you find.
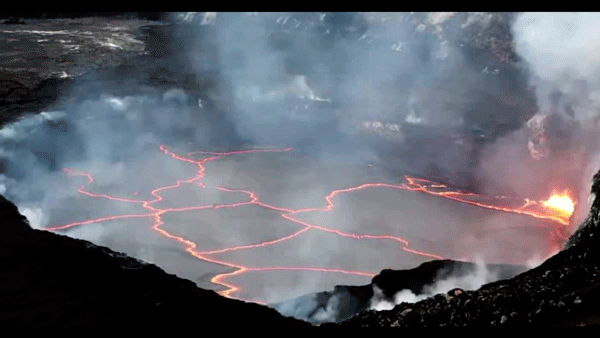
[186,12,525,159]
[273,292,343,325]
[476,13,600,228]
[1,12,590,306]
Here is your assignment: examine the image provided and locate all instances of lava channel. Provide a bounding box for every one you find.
[44,145,575,304]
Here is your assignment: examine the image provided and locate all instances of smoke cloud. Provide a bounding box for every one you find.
[476,13,600,230]
[0,12,592,306]
[369,259,500,311]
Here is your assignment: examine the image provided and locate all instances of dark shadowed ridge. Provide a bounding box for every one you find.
[0,193,309,326]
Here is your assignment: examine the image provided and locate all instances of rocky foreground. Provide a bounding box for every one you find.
[272,260,527,324]
[329,255,600,326]
[0,193,308,326]
[322,173,600,327]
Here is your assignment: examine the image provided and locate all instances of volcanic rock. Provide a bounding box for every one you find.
[327,170,600,327]
[272,260,526,324]
[0,17,159,122]
[0,193,308,326]
[3,12,600,327]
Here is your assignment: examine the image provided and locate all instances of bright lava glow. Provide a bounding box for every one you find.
[542,190,576,219]
[43,145,576,304]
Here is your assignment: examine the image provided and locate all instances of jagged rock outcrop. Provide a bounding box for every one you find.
[272,260,526,324]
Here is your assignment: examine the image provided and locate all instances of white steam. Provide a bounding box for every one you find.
[511,13,600,236]
[512,12,600,126]
[3,12,598,309]
[369,260,499,311]
[476,13,600,205]
[18,206,45,229]
[311,294,341,323]
[513,13,600,101]
[525,253,546,269]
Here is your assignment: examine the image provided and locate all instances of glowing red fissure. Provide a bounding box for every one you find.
[45,145,572,304]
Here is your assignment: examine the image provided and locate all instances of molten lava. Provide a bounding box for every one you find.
[542,190,576,221]
[401,176,575,225]
[43,144,576,304]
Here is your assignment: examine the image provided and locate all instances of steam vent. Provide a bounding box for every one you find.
[2,12,600,326]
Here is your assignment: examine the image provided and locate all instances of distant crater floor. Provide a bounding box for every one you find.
[0,18,166,122]
[44,145,561,304]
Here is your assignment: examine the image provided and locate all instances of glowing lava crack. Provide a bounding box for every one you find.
[44,145,576,304]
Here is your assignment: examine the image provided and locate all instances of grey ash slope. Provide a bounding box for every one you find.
[0,194,308,326]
